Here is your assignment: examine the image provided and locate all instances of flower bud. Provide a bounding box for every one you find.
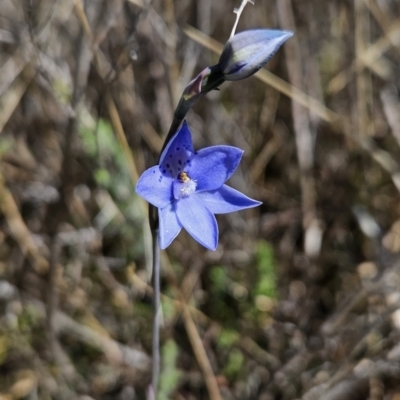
[218,29,293,81]
[174,67,211,120]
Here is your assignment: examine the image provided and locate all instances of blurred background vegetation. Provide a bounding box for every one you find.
[1,0,400,399]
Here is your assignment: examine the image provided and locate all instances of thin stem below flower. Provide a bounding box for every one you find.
[151,227,161,397]
[230,0,255,38]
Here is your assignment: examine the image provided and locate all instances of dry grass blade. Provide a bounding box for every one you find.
[355,0,372,137]
[0,50,28,97]
[105,92,139,184]
[328,23,400,94]
[328,0,400,94]
[250,137,281,182]
[360,138,400,192]
[0,67,35,134]
[140,120,164,153]
[362,0,400,57]
[0,176,48,273]
[180,296,222,400]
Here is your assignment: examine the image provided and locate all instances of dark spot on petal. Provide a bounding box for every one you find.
[166,163,170,168]
[178,160,182,165]
[176,147,180,151]
[163,169,166,174]
[153,170,156,173]
[169,154,172,158]
[195,151,198,155]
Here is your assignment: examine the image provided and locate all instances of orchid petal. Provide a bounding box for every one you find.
[159,203,182,249]
[187,146,243,192]
[135,166,173,208]
[197,184,262,214]
[159,121,194,177]
[176,195,218,250]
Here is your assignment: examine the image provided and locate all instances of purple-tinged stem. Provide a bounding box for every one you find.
[151,226,161,397]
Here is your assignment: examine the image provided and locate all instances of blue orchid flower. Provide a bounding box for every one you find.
[136,122,261,250]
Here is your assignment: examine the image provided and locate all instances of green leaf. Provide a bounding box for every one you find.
[224,349,244,380]
[210,266,227,293]
[94,168,112,187]
[254,240,276,299]
[217,328,239,349]
[159,340,182,400]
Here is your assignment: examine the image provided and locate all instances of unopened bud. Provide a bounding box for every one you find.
[218,29,293,81]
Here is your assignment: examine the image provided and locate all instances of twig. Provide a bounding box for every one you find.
[230,0,254,38]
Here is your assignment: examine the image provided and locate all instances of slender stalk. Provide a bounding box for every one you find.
[148,82,185,400]
[151,225,161,398]
[230,0,255,38]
